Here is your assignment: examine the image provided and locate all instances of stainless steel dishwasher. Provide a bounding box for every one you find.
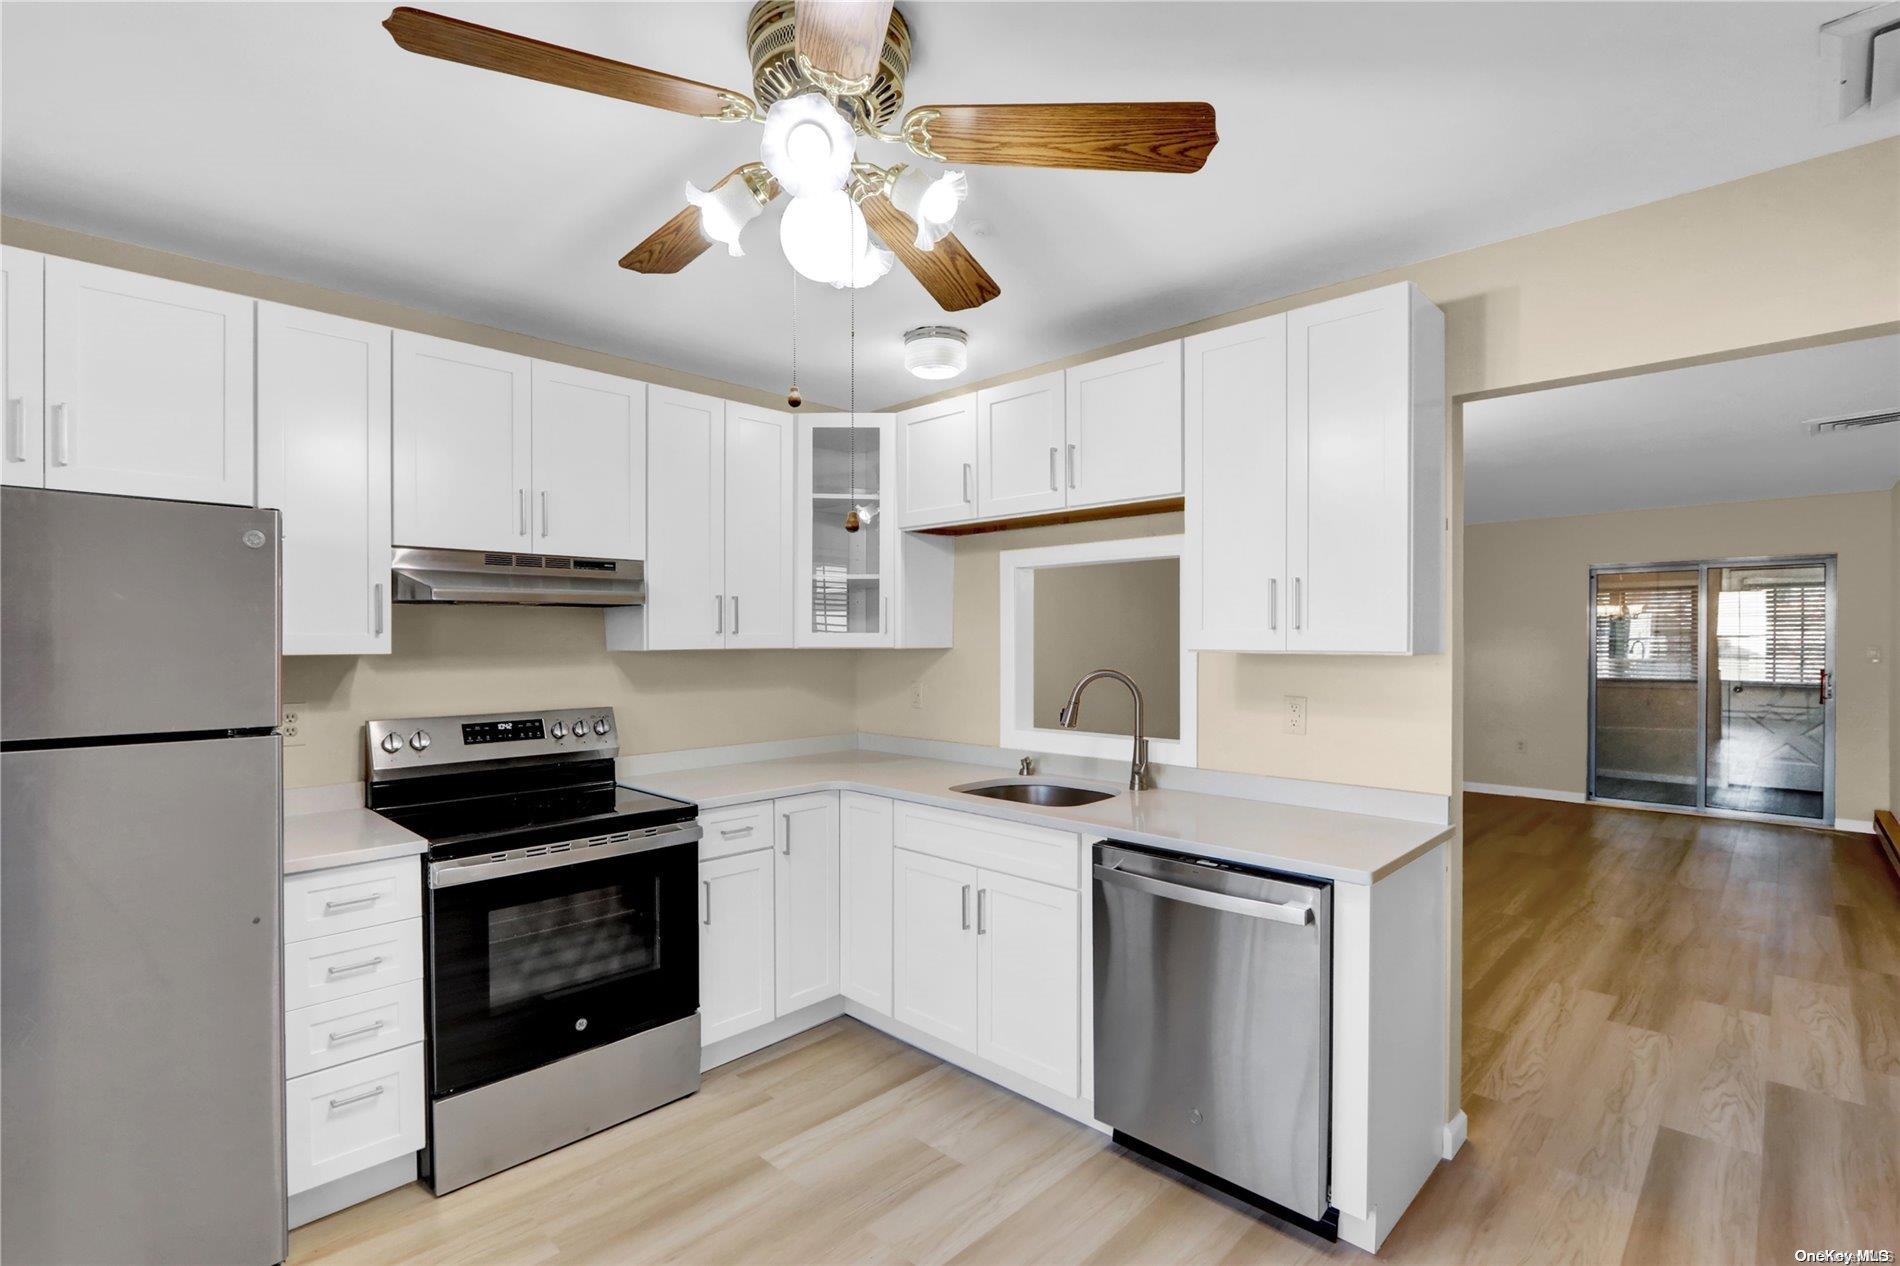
[1093,842,1334,1235]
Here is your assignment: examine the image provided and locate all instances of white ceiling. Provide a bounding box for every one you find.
[1463,335,1900,524]
[3,2,1893,407]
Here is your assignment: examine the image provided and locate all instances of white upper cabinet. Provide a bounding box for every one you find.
[1184,315,1289,653]
[257,304,393,656]
[42,258,254,505]
[1186,283,1444,656]
[797,414,896,648]
[1286,283,1444,654]
[529,361,646,560]
[2,247,45,488]
[773,792,840,1015]
[896,394,977,528]
[975,371,1066,519]
[1063,341,1182,509]
[722,403,796,649]
[637,385,725,650]
[392,331,531,553]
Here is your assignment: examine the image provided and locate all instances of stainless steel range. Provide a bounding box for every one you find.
[365,707,701,1194]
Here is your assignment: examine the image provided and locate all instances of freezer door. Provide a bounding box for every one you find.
[2,736,286,1266]
[1,487,280,742]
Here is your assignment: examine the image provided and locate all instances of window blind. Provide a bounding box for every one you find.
[1595,580,1697,682]
[1717,583,1826,685]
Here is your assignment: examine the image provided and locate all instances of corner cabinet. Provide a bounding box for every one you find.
[773,792,841,1014]
[257,304,393,655]
[1185,282,1444,655]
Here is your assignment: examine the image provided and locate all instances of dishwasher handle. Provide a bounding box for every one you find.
[1094,862,1315,925]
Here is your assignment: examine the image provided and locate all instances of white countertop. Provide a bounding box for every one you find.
[283,807,427,876]
[630,750,1451,885]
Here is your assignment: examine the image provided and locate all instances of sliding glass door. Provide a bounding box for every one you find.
[1589,556,1835,823]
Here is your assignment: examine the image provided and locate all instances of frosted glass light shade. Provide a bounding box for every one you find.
[889,167,968,249]
[903,326,969,380]
[684,178,764,256]
[780,190,894,289]
[758,93,855,198]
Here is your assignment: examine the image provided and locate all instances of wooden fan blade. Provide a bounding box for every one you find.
[861,196,1000,312]
[901,102,1217,172]
[620,166,780,274]
[794,0,893,86]
[384,7,756,121]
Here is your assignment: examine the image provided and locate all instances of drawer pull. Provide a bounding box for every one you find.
[323,893,382,912]
[327,1020,387,1045]
[327,1085,387,1111]
[718,825,754,839]
[325,956,387,978]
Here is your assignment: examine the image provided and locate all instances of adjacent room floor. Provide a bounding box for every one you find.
[290,795,1900,1265]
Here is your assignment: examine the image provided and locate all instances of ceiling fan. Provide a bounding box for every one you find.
[383,2,1219,312]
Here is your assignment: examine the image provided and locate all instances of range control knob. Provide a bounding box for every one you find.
[593,717,611,736]
[409,729,431,752]
[550,720,566,740]
[379,732,403,755]
[571,716,587,736]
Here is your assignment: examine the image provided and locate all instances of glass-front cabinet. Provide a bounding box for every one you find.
[797,414,897,646]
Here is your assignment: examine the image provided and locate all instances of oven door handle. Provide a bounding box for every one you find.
[429,822,703,889]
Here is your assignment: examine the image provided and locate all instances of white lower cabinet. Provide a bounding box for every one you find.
[285,1043,427,1195]
[284,980,425,1080]
[774,792,840,1014]
[699,848,777,1044]
[838,792,894,1014]
[975,871,1079,1096]
[892,848,979,1049]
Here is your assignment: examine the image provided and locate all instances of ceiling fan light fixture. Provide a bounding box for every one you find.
[890,167,969,249]
[903,325,969,380]
[683,177,765,257]
[759,93,855,197]
[780,189,892,289]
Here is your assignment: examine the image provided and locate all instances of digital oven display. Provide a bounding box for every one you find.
[461,718,546,745]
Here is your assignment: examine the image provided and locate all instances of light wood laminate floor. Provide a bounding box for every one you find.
[291,795,1900,1265]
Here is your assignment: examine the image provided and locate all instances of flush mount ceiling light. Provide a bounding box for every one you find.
[887,165,968,249]
[682,169,770,256]
[903,325,968,380]
[780,189,894,289]
[383,2,1219,312]
[759,92,856,197]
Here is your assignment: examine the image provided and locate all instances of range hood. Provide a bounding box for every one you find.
[390,548,645,606]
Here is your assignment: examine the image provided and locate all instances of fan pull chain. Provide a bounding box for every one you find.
[786,266,801,409]
[844,198,862,534]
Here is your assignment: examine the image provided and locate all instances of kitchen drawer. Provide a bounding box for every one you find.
[285,979,424,1079]
[285,1042,425,1195]
[699,800,774,861]
[894,802,1080,889]
[284,918,422,1011]
[283,856,421,943]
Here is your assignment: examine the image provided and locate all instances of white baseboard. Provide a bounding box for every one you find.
[1462,782,1586,803]
[288,1151,417,1228]
[700,996,846,1072]
[1442,1111,1468,1160]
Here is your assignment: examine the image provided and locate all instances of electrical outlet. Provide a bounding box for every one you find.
[282,705,305,747]
[909,679,925,710]
[1284,695,1307,736]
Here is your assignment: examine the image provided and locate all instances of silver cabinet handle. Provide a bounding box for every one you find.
[1066,443,1077,489]
[718,825,753,839]
[715,594,724,636]
[517,488,528,536]
[731,595,740,636]
[1293,577,1303,630]
[780,812,791,856]
[962,462,972,504]
[49,403,69,466]
[4,399,22,463]
[1269,578,1278,631]
[1094,863,1315,925]
[328,1085,386,1111]
[977,888,987,935]
[327,1019,386,1045]
[702,878,712,926]
[373,583,384,636]
[960,883,971,930]
[1048,446,1059,491]
[323,893,381,912]
[325,956,386,977]
[540,491,549,538]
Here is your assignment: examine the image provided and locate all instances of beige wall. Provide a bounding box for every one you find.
[1465,490,1895,823]
[1031,558,1181,740]
[1892,479,1899,815]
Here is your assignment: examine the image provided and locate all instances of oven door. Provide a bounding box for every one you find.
[426,825,700,1098]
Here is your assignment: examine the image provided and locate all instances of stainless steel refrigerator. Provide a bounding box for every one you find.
[2,488,288,1265]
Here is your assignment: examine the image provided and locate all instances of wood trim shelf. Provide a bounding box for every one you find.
[914,496,1183,538]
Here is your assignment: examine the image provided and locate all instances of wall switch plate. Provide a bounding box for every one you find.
[1284,695,1307,736]
[282,705,305,747]
[909,680,925,710]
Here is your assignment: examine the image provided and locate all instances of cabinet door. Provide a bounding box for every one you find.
[838,792,894,1013]
[699,850,775,1045]
[1184,316,1288,652]
[723,403,796,649]
[645,385,726,650]
[976,870,1079,1096]
[896,394,976,528]
[1287,286,1413,653]
[797,415,896,647]
[892,849,977,1050]
[975,371,1065,519]
[257,304,392,655]
[392,331,531,552]
[2,246,44,487]
[1064,342,1182,509]
[773,792,840,1014]
[43,258,254,505]
[530,361,646,559]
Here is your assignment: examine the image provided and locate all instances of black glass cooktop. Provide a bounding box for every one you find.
[374,783,697,860]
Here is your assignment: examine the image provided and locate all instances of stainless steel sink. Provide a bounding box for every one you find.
[951,779,1118,807]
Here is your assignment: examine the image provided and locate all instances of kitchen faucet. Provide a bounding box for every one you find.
[1055,668,1149,791]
